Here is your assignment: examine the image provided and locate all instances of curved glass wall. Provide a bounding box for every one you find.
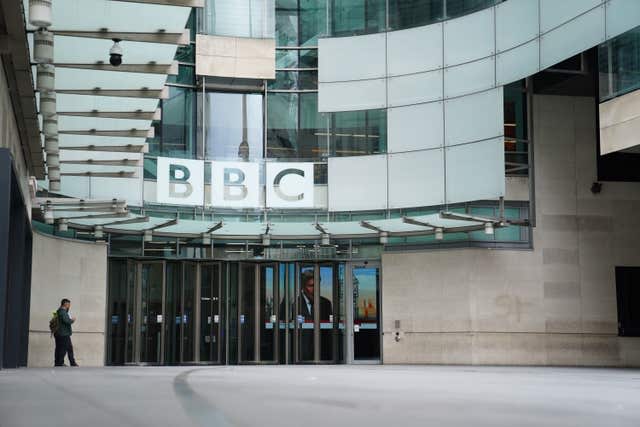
[330,0,503,37]
[599,25,640,102]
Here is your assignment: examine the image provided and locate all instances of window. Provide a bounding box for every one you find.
[616,267,640,337]
[205,92,264,161]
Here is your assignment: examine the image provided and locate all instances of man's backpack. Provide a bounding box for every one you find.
[49,311,59,337]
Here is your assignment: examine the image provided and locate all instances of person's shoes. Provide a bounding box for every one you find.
[70,363,79,367]
[54,364,67,367]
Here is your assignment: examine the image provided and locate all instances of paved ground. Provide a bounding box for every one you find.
[1,365,640,427]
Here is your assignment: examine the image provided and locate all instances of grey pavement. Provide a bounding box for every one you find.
[1,365,640,427]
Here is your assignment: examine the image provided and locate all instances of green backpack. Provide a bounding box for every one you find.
[49,311,59,337]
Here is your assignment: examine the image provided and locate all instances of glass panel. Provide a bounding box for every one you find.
[446,0,496,18]
[276,0,299,46]
[319,265,334,361]
[388,0,444,30]
[267,92,298,158]
[336,263,346,363]
[330,0,386,37]
[278,263,288,363]
[165,262,182,365]
[260,265,276,361]
[599,26,640,101]
[200,265,213,362]
[228,263,239,364]
[299,49,318,68]
[353,266,380,360]
[297,265,315,361]
[299,93,327,159]
[240,264,256,362]
[205,92,264,161]
[156,86,196,159]
[330,108,387,156]
[276,49,298,68]
[125,262,136,363]
[182,263,196,362]
[107,260,127,365]
[300,0,327,46]
[174,44,195,64]
[203,0,275,38]
[140,263,163,364]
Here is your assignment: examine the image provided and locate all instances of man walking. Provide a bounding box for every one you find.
[54,298,78,367]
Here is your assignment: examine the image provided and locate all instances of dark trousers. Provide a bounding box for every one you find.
[54,334,76,366]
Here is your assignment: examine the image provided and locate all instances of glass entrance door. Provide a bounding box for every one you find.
[352,264,381,362]
[238,263,279,363]
[200,263,222,363]
[139,262,165,364]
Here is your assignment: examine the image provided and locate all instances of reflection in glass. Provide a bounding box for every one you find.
[205,92,264,161]
[599,26,640,101]
[388,0,443,30]
[165,262,182,365]
[353,266,380,360]
[140,263,163,364]
[107,260,127,365]
[331,0,386,37]
[156,87,196,159]
[297,265,316,361]
[200,264,220,363]
[330,109,387,156]
[240,264,256,362]
[319,265,334,361]
[183,264,196,362]
[276,0,299,46]
[260,265,276,361]
[300,0,327,46]
[203,0,275,38]
[277,49,298,68]
[445,0,496,18]
[267,93,328,159]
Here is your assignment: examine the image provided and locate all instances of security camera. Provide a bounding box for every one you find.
[109,38,123,66]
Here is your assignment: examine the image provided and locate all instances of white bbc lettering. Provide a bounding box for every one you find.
[156,157,204,206]
[211,161,260,208]
[155,157,316,209]
[266,162,314,208]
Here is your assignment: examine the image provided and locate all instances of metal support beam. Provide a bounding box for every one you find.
[57,87,168,99]
[59,144,149,153]
[57,111,157,120]
[61,171,138,178]
[59,129,152,138]
[54,30,190,45]
[110,0,205,7]
[55,62,178,75]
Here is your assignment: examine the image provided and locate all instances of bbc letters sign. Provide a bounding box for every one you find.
[156,157,315,208]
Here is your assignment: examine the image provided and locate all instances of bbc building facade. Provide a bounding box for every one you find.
[1,0,640,369]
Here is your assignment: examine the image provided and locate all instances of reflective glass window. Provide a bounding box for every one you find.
[267,92,298,158]
[330,0,386,36]
[445,0,496,18]
[203,0,275,38]
[154,87,197,159]
[205,92,264,161]
[276,0,299,46]
[276,49,298,68]
[599,26,640,101]
[300,0,327,46]
[330,108,387,156]
[388,0,443,30]
[299,49,318,68]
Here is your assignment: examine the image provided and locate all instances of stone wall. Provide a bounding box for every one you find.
[382,95,640,366]
[28,232,107,367]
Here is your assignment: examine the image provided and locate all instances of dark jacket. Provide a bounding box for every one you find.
[56,308,74,337]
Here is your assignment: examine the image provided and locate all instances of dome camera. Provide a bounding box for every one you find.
[109,38,123,66]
